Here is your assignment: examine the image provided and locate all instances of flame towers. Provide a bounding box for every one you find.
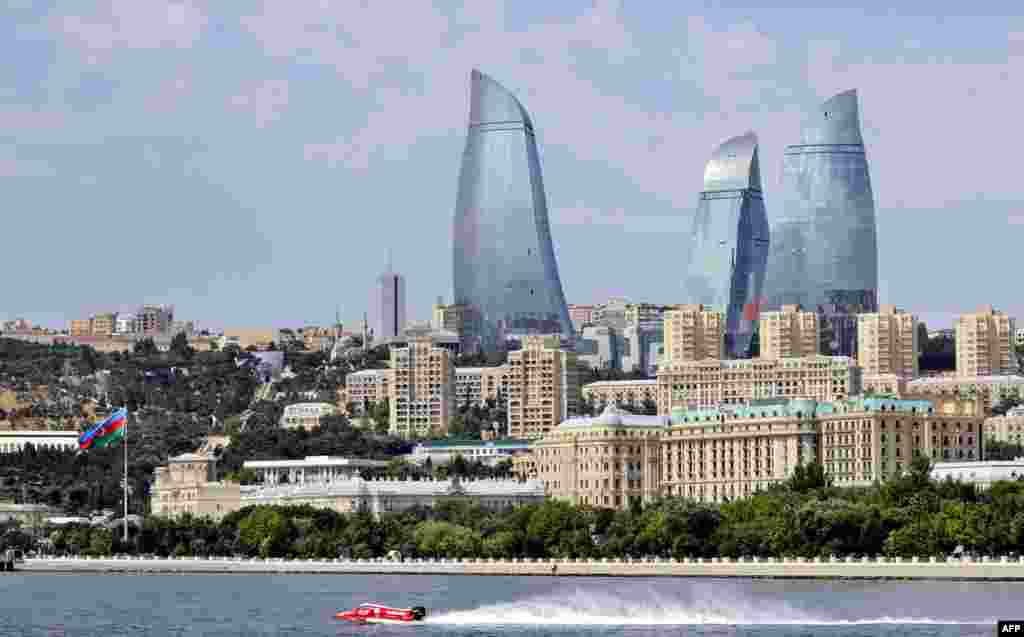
[684,132,770,358]
[763,89,879,355]
[452,70,573,352]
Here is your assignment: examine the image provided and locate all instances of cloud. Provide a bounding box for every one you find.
[5,3,1024,327]
[227,79,290,128]
[55,1,207,57]
[0,154,57,177]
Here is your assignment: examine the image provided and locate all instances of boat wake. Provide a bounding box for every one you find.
[426,589,979,626]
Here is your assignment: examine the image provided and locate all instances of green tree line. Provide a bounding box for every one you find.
[14,458,1024,560]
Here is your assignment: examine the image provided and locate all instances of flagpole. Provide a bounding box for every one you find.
[123,409,128,544]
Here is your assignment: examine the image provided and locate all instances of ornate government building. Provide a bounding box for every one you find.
[528,395,983,508]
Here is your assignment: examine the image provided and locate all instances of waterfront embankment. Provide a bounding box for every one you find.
[15,555,1024,580]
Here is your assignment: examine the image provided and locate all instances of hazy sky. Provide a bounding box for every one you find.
[3,1,1022,333]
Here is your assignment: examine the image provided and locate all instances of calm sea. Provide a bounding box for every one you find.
[0,574,1019,637]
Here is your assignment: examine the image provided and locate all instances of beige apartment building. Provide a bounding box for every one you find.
[955,306,1016,376]
[906,375,1024,411]
[505,335,581,439]
[302,326,337,352]
[857,305,919,378]
[759,304,819,359]
[150,452,240,521]
[222,328,276,351]
[984,406,1024,445]
[454,366,508,407]
[657,356,862,413]
[389,337,455,439]
[69,319,91,337]
[530,396,983,509]
[582,379,659,411]
[663,304,724,362]
[342,369,394,414]
[90,313,116,336]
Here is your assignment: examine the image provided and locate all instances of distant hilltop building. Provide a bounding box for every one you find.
[684,132,769,359]
[452,70,573,353]
[763,90,878,357]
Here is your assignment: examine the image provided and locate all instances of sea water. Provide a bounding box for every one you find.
[0,574,1018,636]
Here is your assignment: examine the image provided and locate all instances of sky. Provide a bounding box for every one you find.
[2,1,1023,334]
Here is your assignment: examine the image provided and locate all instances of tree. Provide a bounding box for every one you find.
[170,332,194,360]
[786,463,832,492]
[369,400,390,435]
[134,338,158,357]
[88,528,113,556]
[238,507,291,558]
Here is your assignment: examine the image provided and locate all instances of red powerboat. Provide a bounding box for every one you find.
[335,603,428,625]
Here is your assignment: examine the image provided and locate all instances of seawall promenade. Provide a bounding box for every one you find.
[15,555,1024,580]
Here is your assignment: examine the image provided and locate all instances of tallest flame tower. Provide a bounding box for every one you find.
[452,70,573,353]
[763,89,879,356]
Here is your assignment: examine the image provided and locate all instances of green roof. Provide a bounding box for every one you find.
[670,396,937,424]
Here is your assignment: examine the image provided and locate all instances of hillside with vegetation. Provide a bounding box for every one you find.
[0,337,409,513]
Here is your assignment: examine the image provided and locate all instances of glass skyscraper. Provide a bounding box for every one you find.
[452,70,573,353]
[684,132,769,358]
[763,89,878,356]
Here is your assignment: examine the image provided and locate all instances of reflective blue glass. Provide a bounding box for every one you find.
[762,90,879,355]
[684,132,769,358]
[452,70,573,352]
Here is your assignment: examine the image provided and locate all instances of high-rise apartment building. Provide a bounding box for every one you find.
[762,90,878,356]
[137,305,174,334]
[69,319,91,336]
[505,335,580,439]
[592,298,629,330]
[90,313,117,336]
[955,306,1016,376]
[342,369,394,415]
[452,71,573,352]
[624,303,666,328]
[389,337,454,439]
[662,304,724,363]
[857,305,919,378]
[657,355,861,412]
[759,304,820,359]
[454,366,508,408]
[567,304,596,332]
[115,314,136,335]
[684,133,769,358]
[432,303,464,333]
[378,267,406,342]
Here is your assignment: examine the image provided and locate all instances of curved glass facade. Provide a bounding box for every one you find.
[684,132,769,358]
[763,90,878,355]
[452,70,573,352]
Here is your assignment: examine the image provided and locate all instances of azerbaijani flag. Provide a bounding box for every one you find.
[79,407,127,451]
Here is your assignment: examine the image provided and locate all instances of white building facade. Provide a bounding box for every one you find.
[243,456,389,485]
[0,430,80,454]
[280,402,338,430]
[407,440,532,466]
[932,459,1024,488]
